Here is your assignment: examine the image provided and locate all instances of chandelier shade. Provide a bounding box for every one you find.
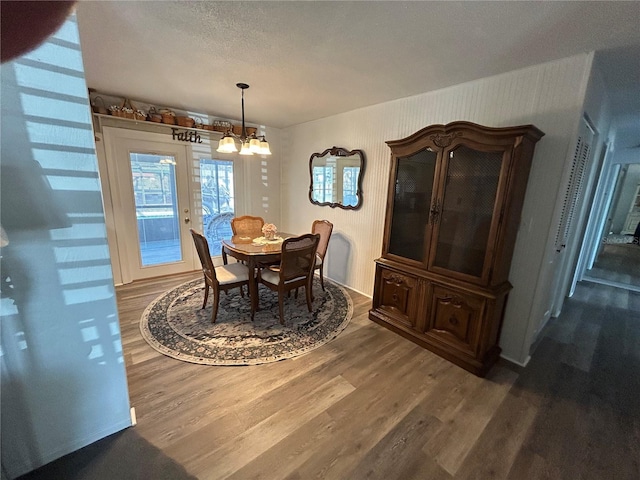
[216,83,271,156]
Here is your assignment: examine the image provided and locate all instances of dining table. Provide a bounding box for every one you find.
[221,232,295,318]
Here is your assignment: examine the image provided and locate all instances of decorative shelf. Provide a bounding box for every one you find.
[92,113,226,136]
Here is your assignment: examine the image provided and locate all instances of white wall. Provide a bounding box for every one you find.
[0,15,131,478]
[280,53,593,365]
[547,59,613,314]
[611,148,640,165]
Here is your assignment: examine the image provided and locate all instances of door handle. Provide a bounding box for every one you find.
[184,217,190,224]
[429,201,441,224]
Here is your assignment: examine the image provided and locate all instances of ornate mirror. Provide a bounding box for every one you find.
[309,146,365,209]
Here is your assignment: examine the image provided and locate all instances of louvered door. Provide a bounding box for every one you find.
[554,135,591,252]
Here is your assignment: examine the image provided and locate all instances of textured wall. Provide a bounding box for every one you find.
[280,54,593,364]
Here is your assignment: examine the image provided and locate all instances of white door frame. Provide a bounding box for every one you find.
[103,127,197,283]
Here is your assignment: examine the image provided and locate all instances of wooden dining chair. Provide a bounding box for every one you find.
[312,219,334,291]
[257,233,320,324]
[231,215,264,236]
[190,229,250,323]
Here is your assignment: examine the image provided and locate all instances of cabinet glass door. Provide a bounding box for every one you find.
[432,145,503,277]
[388,149,437,262]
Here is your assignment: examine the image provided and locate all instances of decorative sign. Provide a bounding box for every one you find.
[172,128,203,144]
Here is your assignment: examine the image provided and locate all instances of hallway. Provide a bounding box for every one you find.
[583,242,640,292]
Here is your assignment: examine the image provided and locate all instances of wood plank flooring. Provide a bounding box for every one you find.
[21,273,640,480]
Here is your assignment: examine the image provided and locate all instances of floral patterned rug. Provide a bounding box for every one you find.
[140,277,352,365]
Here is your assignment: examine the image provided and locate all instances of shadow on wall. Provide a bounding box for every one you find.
[325,232,352,286]
[1,15,130,478]
[0,163,70,231]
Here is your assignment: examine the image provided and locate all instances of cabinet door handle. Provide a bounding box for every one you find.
[429,201,441,224]
[449,316,459,326]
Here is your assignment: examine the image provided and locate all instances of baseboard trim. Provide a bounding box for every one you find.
[499,353,531,368]
[582,275,640,293]
[130,406,137,426]
[322,274,372,298]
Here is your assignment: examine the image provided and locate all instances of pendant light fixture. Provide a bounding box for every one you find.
[216,83,271,155]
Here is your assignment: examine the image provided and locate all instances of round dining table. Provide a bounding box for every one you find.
[221,233,295,318]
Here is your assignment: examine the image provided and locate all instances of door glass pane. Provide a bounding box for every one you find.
[343,166,360,206]
[130,153,182,266]
[433,146,502,276]
[388,149,437,261]
[312,165,335,203]
[200,159,234,255]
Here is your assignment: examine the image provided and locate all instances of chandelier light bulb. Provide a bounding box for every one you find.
[216,83,271,156]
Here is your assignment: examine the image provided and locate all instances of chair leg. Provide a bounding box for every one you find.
[250,284,257,321]
[305,283,313,312]
[309,274,315,302]
[211,288,220,323]
[278,291,285,325]
[319,265,325,291]
[239,284,244,297]
[202,283,209,309]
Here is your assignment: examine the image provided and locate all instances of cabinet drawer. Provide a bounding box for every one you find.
[373,266,422,329]
[426,285,484,356]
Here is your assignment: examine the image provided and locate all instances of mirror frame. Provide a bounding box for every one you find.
[308,146,365,210]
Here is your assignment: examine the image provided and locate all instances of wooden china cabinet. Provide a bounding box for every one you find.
[369,121,544,376]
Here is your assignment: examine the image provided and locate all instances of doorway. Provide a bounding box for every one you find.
[105,130,196,281]
[583,162,640,291]
[102,127,237,283]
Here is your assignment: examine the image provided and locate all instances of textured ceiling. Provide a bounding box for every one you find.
[76,1,640,147]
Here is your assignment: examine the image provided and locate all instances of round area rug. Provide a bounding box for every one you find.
[140,276,353,365]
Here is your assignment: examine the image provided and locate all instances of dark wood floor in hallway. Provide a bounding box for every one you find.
[20,273,640,480]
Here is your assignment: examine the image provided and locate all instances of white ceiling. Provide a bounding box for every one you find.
[76,1,640,147]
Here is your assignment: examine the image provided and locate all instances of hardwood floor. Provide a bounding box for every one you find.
[20,273,640,479]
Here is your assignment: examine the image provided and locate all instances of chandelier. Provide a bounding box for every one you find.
[216,83,271,155]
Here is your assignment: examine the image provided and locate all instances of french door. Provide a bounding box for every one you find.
[104,128,197,282]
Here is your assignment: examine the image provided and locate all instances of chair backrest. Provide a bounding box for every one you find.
[312,220,334,260]
[279,233,320,283]
[231,215,265,236]
[190,229,217,284]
